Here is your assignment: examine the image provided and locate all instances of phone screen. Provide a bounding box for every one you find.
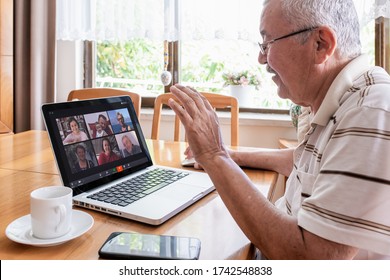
[99,232,201,260]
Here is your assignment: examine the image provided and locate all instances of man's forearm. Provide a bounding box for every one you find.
[229,147,295,177]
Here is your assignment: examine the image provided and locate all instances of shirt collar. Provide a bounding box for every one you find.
[312,54,371,126]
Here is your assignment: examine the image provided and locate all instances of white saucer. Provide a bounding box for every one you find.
[5,210,94,247]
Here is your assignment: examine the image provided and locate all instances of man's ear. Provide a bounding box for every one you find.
[313,26,337,64]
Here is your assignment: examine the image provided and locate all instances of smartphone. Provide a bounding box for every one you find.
[98,232,201,260]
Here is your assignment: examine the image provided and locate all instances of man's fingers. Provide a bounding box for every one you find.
[168,98,192,125]
[170,85,198,116]
[171,84,209,114]
[198,93,215,112]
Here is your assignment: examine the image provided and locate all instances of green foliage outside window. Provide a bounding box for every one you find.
[96,39,164,92]
[95,39,290,109]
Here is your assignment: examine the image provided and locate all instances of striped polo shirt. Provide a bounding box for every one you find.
[275,55,390,259]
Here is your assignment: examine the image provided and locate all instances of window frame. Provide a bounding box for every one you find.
[375,17,390,73]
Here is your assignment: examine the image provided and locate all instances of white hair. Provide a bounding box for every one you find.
[263,0,361,59]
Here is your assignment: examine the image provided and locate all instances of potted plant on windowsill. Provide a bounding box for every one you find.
[222,70,261,107]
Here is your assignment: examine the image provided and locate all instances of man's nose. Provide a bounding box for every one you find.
[258,51,267,65]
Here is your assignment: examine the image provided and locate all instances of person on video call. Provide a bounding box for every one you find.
[73,144,95,172]
[98,114,113,136]
[117,112,131,132]
[63,117,89,144]
[98,138,121,165]
[121,134,141,157]
[95,122,108,138]
[168,0,390,259]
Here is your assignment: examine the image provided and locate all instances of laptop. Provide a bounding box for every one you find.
[41,96,215,225]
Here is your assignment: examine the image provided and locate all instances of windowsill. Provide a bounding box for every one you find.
[140,108,293,128]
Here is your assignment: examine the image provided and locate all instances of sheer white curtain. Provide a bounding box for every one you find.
[56,0,390,42]
[355,0,390,26]
[56,0,262,42]
[174,0,261,42]
[56,0,164,41]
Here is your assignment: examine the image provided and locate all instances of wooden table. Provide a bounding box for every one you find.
[0,130,277,260]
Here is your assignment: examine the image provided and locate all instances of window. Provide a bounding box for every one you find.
[57,0,389,110]
[179,39,291,109]
[95,39,164,94]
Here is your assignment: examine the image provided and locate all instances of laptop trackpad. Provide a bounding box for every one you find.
[127,184,207,218]
[159,183,206,200]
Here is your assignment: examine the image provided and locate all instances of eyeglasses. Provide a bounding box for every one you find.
[258,27,317,55]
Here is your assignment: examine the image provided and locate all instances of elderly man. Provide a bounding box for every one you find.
[168,0,390,259]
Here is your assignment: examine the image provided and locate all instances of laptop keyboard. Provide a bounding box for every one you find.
[87,168,189,207]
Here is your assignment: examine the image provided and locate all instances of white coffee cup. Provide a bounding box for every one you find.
[30,186,73,239]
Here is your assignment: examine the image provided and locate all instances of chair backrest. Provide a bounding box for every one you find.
[67,88,142,120]
[151,92,239,146]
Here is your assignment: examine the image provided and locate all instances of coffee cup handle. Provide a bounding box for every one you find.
[55,204,67,232]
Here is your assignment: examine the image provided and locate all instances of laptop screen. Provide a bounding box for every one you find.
[42,96,153,195]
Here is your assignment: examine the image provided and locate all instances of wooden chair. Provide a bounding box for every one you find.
[151,92,239,146]
[67,88,142,120]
